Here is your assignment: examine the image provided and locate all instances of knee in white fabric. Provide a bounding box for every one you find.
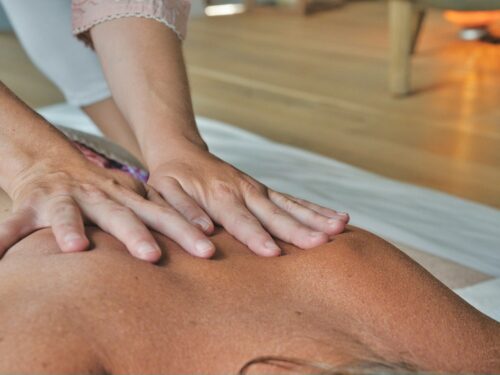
[1,0,111,106]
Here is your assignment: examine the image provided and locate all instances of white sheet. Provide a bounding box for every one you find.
[37,104,500,320]
[456,279,500,322]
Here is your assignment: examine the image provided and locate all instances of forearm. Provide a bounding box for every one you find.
[0,82,82,195]
[90,18,206,170]
[88,17,349,258]
[81,98,143,161]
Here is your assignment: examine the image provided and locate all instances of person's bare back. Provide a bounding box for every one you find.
[0,226,499,374]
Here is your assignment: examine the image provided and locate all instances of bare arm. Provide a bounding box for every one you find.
[90,18,205,168]
[90,18,349,257]
[0,81,193,262]
[0,82,81,194]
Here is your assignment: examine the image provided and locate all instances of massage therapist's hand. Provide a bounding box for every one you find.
[89,17,348,257]
[147,140,350,257]
[0,151,217,262]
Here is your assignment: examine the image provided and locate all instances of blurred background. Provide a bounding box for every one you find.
[1,0,499,208]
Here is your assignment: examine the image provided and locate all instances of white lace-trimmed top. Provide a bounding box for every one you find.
[72,0,191,45]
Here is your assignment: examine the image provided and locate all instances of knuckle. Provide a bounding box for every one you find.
[46,171,73,182]
[266,206,288,228]
[266,207,301,236]
[241,178,266,198]
[211,180,236,200]
[103,177,121,190]
[110,174,146,197]
[20,191,45,208]
[80,184,107,202]
[269,204,284,217]
[282,197,300,212]
[51,185,73,197]
[271,191,288,204]
[51,201,76,217]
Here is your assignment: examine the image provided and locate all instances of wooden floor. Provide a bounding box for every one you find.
[1,0,499,208]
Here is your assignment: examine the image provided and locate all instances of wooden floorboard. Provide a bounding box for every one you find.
[0,32,63,107]
[0,0,498,207]
[184,1,500,207]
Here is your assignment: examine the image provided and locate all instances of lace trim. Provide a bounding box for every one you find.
[73,12,184,40]
[74,12,184,47]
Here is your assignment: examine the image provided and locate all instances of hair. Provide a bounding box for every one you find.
[238,356,417,375]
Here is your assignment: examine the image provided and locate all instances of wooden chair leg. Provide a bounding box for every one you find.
[410,9,426,55]
[297,0,309,14]
[389,0,417,96]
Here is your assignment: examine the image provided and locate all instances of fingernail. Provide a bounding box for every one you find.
[309,231,325,237]
[64,233,82,244]
[193,218,210,232]
[337,212,349,217]
[264,241,280,251]
[137,242,160,259]
[195,239,215,256]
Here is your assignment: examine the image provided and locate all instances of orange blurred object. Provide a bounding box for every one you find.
[444,10,500,28]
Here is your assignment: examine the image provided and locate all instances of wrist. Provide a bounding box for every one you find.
[0,82,86,196]
[5,146,87,199]
[0,137,78,197]
[144,135,209,172]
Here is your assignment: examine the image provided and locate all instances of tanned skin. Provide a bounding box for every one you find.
[0,222,498,374]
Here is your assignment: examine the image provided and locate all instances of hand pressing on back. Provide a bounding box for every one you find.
[0,144,217,262]
[147,140,350,257]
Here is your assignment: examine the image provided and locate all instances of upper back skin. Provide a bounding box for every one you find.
[0,224,499,374]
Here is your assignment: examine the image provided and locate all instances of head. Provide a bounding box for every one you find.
[239,355,417,374]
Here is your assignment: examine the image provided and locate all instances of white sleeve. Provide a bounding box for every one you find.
[1,0,110,107]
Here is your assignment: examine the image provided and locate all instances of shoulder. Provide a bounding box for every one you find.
[280,225,410,274]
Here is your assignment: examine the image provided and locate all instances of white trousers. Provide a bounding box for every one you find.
[1,0,110,106]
